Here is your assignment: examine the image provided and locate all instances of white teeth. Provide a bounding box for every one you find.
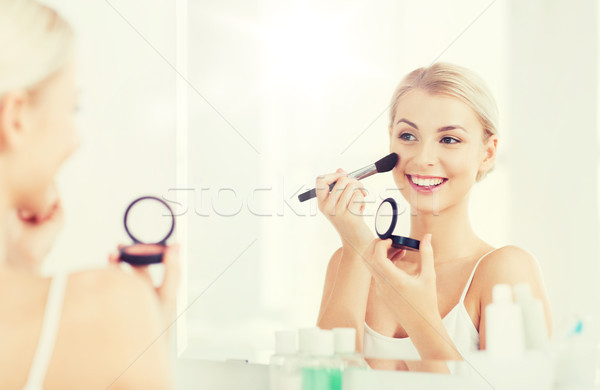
[410,176,444,187]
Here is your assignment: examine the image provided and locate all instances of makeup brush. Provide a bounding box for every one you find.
[298,152,399,202]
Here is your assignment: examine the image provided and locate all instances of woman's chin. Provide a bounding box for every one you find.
[408,204,445,217]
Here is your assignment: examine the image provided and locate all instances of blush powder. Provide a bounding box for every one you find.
[122,243,165,256]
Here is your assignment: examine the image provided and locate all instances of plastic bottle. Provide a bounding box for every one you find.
[332,328,369,369]
[485,283,525,357]
[298,327,319,359]
[512,283,549,350]
[301,329,343,390]
[269,330,301,390]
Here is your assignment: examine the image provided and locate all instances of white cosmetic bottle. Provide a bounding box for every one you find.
[332,328,369,369]
[485,283,525,357]
[301,329,343,390]
[513,283,549,350]
[269,330,301,390]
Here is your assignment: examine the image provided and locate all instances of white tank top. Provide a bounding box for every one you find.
[363,248,498,360]
[22,272,68,390]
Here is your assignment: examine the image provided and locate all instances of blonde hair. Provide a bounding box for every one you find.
[0,0,74,97]
[389,62,498,181]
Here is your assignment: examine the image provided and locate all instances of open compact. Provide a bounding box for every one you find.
[375,198,420,251]
[119,196,175,266]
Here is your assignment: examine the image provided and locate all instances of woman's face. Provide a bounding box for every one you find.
[5,59,80,211]
[389,88,495,215]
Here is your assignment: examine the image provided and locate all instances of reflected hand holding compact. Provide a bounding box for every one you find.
[119,196,175,266]
[375,198,420,251]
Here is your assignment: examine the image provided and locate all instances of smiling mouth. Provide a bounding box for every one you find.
[406,175,448,191]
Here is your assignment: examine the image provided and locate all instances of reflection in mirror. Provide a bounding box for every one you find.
[182,0,512,363]
[180,0,599,368]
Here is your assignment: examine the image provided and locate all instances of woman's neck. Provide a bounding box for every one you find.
[409,195,483,264]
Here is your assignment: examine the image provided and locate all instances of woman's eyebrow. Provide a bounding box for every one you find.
[437,125,468,133]
[396,118,418,129]
[396,119,468,133]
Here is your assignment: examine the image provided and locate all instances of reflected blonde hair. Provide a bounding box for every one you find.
[389,62,498,181]
[0,0,74,96]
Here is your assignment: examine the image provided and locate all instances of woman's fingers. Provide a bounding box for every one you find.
[109,243,180,325]
[158,244,181,303]
[419,233,435,278]
[108,252,119,266]
[315,169,347,207]
[324,175,349,214]
[130,265,153,286]
[370,239,411,283]
[388,247,407,263]
[108,244,125,266]
[340,180,365,215]
[346,189,364,216]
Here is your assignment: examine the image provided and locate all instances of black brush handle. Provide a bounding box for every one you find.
[298,182,336,202]
[298,153,397,203]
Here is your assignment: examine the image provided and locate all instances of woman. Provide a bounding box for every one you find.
[315,63,552,366]
[0,1,178,388]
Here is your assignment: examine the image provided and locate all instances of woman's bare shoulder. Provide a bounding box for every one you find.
[471,244,550,311]
[56,267,171,389]
[471,245,553,336]
[474,245,542,285]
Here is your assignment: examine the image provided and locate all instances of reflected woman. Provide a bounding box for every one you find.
[0,1,178,388]
[315,63,552,367]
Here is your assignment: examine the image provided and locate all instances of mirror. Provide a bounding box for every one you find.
[179,0,598,363]
[120,196,175,266]
[375,199,396,239]
[124,196,174,244]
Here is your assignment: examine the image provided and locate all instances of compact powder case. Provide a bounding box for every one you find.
[374,197,420,251]
[119,196,175,266]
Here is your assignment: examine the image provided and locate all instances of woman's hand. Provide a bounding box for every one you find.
[109,244,181,327]
[364,234,440,330]
[5,184,64,271]
[365,234,463,360]
[315,168,373,251]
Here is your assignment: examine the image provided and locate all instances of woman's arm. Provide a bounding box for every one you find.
[317,246,372,352]
[109,273,173,390]
[314,168,374,351]
[475,245,552,350]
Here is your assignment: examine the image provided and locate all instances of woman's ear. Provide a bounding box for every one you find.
[0,91,29,151]
[479,134,498,174]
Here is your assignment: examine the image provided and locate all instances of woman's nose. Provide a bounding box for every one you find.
[413,142,436,167]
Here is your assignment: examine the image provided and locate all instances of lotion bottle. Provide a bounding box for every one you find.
[270,330,301,390]
[513,283,549,350]
[485,283,525,357]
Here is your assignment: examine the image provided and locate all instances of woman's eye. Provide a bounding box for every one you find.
[399,132,416,141]
[440,136,460,144]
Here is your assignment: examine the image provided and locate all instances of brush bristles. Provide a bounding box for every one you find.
[374,153,398,173]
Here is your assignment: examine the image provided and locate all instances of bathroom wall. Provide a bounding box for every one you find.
[506,0,599,333]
